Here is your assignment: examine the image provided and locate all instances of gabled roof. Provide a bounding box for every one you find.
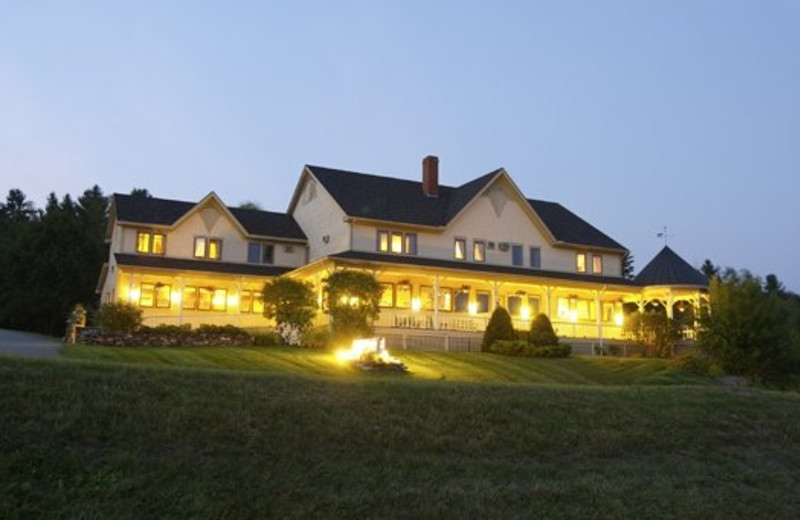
[304,165,626,251]
[112,193,306,241]
[634,246,708,287]
[527,199,626,251]
[305,165,499,227]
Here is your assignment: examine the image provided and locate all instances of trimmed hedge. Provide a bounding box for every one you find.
[489,340,571,358]
[80,324,254,347]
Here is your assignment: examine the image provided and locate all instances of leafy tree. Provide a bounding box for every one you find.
[130,188,152,198]
[621,252,635,280]
[623,310,680,357]
[238,201,262,210]
[323,270,383,343]
[261,277,316,332]
[701,259,719,281]
[481,306,515,351]
[697,270,800,383]
[529,313,559,346]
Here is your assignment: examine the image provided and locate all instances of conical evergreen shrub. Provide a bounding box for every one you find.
[481,306,515,351]
[529,313,559,346]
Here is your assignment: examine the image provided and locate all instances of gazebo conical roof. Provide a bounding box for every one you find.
[634,246,708,288]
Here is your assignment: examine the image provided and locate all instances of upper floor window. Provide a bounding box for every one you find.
[136,231,165,255]
[473,240,486,262]
[576,253,587,273]
[512,244,523,266]
[377,230,416,255]
[530,247,541,269]
[454,238,467,260]
[592,254,603,274]
[194,237,222,260]
[248,243,275,264]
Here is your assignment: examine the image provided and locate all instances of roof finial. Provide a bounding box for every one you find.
[656,226,674,246]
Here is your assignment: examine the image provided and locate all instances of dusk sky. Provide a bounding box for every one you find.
[2,1,799,290]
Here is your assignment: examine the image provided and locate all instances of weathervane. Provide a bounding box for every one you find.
[657,226,674,246]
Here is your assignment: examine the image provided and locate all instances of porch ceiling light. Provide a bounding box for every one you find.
[411,297,422,312]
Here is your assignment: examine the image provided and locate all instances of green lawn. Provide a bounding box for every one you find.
[62,344,708,386]
[3,352,800,519]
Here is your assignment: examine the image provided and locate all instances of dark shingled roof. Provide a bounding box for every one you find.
[527,199,626,251]
[307,165,626,251]
[328,250,640,287]
[307,165,499,227]
[115,253,293,277]
[112,194,306,240]
[634,246,708,287]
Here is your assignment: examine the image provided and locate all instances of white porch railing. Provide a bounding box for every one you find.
[373,311,625,339]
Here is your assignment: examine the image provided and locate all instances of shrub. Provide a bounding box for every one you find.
[481,306,515,351]
[93,302,143,333]
[529,313,559,347]
[252,332,283,347]
[488,340,571,358]
[302,327,331,349]
[623,310,680,357]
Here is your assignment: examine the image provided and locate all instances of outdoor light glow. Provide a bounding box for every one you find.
[614,313,624,326]
[212,292,226,309]
[129,287,141,303]
[171,291,182,305]
[520,305,531,321]
[468,301,478,315]
[569,310,579,323]
[411,297,422,312]
[227,293,239,307]
[335,337,400,364]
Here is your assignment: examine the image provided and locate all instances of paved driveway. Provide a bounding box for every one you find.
[0,329,63,359]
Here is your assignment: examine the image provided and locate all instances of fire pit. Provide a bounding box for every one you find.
[335,337,408,373]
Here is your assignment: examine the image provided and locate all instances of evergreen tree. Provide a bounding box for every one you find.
[481,306,515,351]
[622,252,635,280]
[529,313,559,346]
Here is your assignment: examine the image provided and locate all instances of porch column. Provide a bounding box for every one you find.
[177,277,184,326]
[237,278,244,327]
[595,290,603,352]
[491,281,501,312]
[433,275,440,331]
[666,290,674,320]
[544,286,553,318]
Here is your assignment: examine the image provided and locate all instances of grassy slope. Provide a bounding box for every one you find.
[2,355,800,519]
[62,345,708,386]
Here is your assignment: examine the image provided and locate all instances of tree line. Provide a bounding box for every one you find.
[0,187,109,336]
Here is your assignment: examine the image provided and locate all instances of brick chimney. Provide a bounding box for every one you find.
[422,155,439,197]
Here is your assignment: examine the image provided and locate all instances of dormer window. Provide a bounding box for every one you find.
[473,240,486,262]
[194,237,222,260]
[592,254,603,274]
[136,231,165,255]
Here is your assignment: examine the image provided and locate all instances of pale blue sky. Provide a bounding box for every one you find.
[1,1,799,289]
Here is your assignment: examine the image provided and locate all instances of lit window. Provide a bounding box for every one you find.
[438,288,453,312]
[420,286,435,310]
[136,231,165,255]
[557,297,571,319]
[391,233,403,254]
[454,291,469,312]
[252,292,264,314]
[139,283,155,308]
[530,247,541,269]
[194,238,222,260]
[602,302,614,322]
[576,253,587,273]
[198,287,213,310]
[507,295,523,316]
[155,284,171,308]
[404,234,417,255]
[396,284,411,308]
[476,291,490,313]
[512,245,523,266]
[528,297,541,316]
[182,287,197,310]
[241,290,253,313]
[379,283,394,308]
[212,289,227,311]
[454,238,466,260]
[473,240,485,262]
[592,254,603,274]
[377,230,389,252]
